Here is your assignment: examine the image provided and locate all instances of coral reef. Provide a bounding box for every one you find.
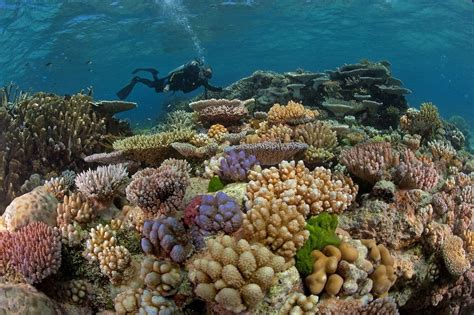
[189,98,252,125]
[267,100,318,125]
[219,149,259,182]
[225,142,308,166]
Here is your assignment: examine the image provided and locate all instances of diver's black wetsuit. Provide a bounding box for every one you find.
[116,60,222,100]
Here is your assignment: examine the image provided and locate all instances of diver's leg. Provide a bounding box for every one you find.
[132,68,159,78]
[116,77,139,100]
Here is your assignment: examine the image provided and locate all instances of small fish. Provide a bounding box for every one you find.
[45,62,53,67]
[88,69,93,72]
[86,60,92,65]
[25,62,30,66]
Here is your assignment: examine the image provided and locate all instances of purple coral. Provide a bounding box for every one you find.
[196,192,243,234]
[0,222,61,284]
[394,150,439,190]
[219,150,259,182]
[141,217,192,263]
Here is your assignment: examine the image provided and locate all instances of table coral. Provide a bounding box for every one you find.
[225,142,308,166]
[141,217,192,263]
[188,235,287,313]
[189,98,252,125]
[0,221,61,284]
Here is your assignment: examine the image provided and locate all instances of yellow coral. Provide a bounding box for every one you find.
[268,101,318,125]
[399,102,442,138]
[207,124,228,142]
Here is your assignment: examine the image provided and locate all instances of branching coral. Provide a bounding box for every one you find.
[196,192,243,234]
[189,98,252,125]
[140,256,183,296]
[399,102,443,139]
[394,149,440,190]
[243,197,309,259]
[126,159,190,216]
[281,293,319,314]
[97,245,131,283]
[75,164,128,207]
[188,235,287,313]
[267,100,318,125]
[294,121,338,163]
[243,122,293,144]
[43,170,76,200]
[219,150,259,182]
[428,140,457,163]
[0,92,118,209]
[141,217,192,263]
[246,160,357,216]
[0,221,61,284]
[207,124,228,142]
[154,110,195,132]
[56,192,94,246]
[341,141,399,184]
[225,142,308,166]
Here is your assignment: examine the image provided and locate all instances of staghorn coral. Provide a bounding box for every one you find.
[126,159,190,216]
[112,129,194,165]
[268,100,318,125]
[140,256,183,296]
[219,150,259,182]
[246,160,357,216]
[399,102,443,139]
[75,163,128,207]
[441,235,470,277]
[243,197,309,259]
[394,149,440,190]
[2,188,58,232]
[294,121,338,163]
[155,110,195,132]
[0,221,61,284]
[225,142,308,166]
[141,217,192,263]
[189,98,252,125]
[188,235,287,313]
[341,141,399,184]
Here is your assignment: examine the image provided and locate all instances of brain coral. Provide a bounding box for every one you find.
[0,221,61,284]
[188,235,287,313]
[2,188,58,232]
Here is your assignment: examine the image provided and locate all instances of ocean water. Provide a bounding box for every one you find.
[0,0,473,128]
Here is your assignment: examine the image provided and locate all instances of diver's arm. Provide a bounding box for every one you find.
[202,81,223,92]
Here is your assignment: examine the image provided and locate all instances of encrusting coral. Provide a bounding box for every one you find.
[188,235,287,313]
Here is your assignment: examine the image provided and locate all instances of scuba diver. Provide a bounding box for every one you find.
[116,59,222,100]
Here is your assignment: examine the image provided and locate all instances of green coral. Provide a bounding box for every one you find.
[295,213,341,276]
[208,176,225,192]
[116,228,142,255]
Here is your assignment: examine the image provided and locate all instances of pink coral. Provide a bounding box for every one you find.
[341,142,399,184]
[189,98,252,125]
[126,159,191,216]
[394,150,439,190]
[0,222,61,284]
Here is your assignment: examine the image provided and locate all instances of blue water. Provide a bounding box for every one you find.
[0,0,473,128]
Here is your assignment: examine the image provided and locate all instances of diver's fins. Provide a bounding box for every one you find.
[116,80,137,100]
